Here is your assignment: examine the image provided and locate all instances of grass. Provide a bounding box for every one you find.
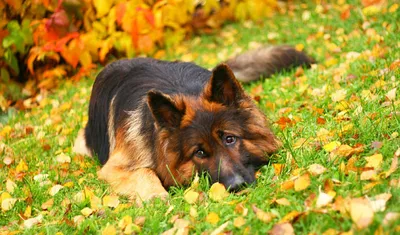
[1,1,400,234]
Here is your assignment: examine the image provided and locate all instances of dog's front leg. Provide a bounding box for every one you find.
[98,155,168,204]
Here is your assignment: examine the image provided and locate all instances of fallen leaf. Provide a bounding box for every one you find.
[206,212,220,225]
[208,183,229,202]
[81,207,93,217]
[294,173,310,191]
[269,222,295,235]
[6,179,17,193]
[102,224,116,235]
[316,190,336,208]
[386,88,396,101]
[16,159,28,173]
[103,195,120,208]
[1,198,17,211]
[233,216,246,227]
[49,184,63,196]
[276,198,291,206]
[323,141,341,152]
[56,153,71,163]
[24,214,43,228]
[369,193,391,212]
[308,164,327,176]
[41,198,54,210]
[184,188,199,204]
[360,170,377,181]
[383,212,400,226]
[350,198,374,229]
[331,89,347,102]
[280,211,302,223]
[73,215,85,226]
[365,153,383,169]
[370,141,383,149]
[210,221,230,235]
[252,205,276,223]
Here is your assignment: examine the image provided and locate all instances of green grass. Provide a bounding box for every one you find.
[1,1,400,234]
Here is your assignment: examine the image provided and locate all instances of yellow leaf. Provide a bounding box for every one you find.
[103,195,120,208]
[316,190,336,208]
[93,0,114,18]
[252,205,276,223]
[24,214,43,228]
[323,141,341,152]
[294,174,310,191]
[360,170,377,181]
[41,198,54,210]
[334,145,354,157]
[308,164,327,176]
[118,215,132,230]
[233,216,246,228]
[208,183,229,202]
[56,153,71,164]
[24,205,32,218]
[102,224,116,235]
[275,198,291,206]
[350,198,374,229]
[273,163,284,176]
[386,88,397,101]
[206,212,220,225]
[184,188,199,204]
[190,207,198,218]
[365,153,383,169]
[295,44,304,51]
[81,207,93,217]
[331,89,347,102]
[280,211,302,223]
[49,184,63,196]
[16,159,28,173]
[73,215,85,226]
[1,198,17,211]
[6,179,17,193]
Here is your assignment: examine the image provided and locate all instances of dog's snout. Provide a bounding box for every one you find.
[223,174,249,191]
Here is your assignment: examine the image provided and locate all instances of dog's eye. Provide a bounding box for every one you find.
[225,136,236,145]
[194,149,207,158]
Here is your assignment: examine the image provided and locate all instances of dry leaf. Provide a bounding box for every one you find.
[41,198,54,210]
[252,205,276,223]
[210,221,230,235]
[350,198,374,229]
[16,159,28,173]
[102,224,116,235]
[269,222,295,235]
[1,198,17,211]
[365,153,383,169]
[360,170,377,181]
[383,212,400,226]
[6,179,17,193]
[316,190,336,208]
[323,141,341,152]
[233,216,246,227]
[386,88,396,101]
[206,212,220,225]
[208,183,229,202]
[276,198,291,206]
[24,214,43,228]
[56,153,71,163]
[184,188,199,204]
[49,184,63,196]
[103,195,120,208]
[294,174,311,191]
[369,193,392,212]
[331,89,347,102]
[81,207,93,217]
[308,164,327,176]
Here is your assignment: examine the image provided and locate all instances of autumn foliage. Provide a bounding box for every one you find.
[0,0,277,110]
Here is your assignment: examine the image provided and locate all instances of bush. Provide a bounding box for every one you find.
[0,0,277,110]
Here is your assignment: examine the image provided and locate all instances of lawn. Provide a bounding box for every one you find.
[1,1,399,234]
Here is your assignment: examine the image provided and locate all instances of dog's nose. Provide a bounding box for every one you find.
[224,174,247,191]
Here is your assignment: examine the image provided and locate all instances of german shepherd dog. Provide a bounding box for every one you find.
[73,46,314,202]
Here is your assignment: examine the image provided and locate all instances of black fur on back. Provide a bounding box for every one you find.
[84,58,212,164]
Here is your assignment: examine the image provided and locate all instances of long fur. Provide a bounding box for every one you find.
[226,45,315,82]
[76,45,314,193]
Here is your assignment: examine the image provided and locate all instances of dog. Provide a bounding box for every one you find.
[73,45,314,202]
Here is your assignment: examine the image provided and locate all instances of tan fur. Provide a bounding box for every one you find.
[72,129,92,157]
[108,95,116,153]
[124,104,155,170]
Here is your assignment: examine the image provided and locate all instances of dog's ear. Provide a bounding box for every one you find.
[203,64,246,106]
[147,91,184,129]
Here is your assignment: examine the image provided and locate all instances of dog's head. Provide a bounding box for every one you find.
[147,64,279,191]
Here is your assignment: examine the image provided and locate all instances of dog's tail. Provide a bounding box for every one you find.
[225,45,315,82]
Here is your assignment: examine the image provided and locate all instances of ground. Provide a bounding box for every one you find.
[1,1,399,234]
